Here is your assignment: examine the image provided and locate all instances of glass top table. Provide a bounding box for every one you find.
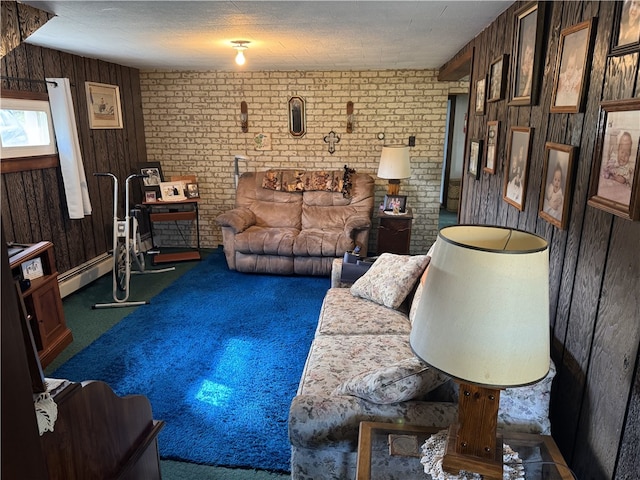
[356,422,574,480]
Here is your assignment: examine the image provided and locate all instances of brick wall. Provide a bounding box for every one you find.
[139,69,467,253]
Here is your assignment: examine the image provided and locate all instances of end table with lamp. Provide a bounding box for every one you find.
[356,421,574,480]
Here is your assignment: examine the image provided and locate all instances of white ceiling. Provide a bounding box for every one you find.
[21,1,511,72]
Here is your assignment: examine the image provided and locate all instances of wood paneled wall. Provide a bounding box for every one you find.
[445,2,639,478]
[1,1,147,274]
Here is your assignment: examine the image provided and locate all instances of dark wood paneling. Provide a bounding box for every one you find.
[458,2,639,479]
[1,40,147,274]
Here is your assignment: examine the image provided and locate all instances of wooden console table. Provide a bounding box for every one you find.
[9,241,73,369]
[143,198,201,264]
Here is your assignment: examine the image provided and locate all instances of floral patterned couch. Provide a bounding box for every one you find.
[288,251,556,479]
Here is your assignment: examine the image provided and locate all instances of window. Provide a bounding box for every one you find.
[0,96,57,159]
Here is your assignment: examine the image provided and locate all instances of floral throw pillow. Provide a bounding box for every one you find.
[350,253,430,309]
[332,357,449,404]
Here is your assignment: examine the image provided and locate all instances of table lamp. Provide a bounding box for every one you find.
[410,225,550,479]
[377,145,410,195]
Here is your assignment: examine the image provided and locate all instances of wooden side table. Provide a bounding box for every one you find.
[143,198,201,264]
[356,421,573,480]
[376,208,413,255]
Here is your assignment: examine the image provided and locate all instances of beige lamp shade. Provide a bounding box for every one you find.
[377,145,411,180]
[410,225,550,388]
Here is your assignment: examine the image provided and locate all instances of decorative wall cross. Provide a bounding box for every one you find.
[323,130,340,154]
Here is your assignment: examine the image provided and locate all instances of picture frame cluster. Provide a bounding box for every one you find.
[139,162,200,203]
[467,0,640,228]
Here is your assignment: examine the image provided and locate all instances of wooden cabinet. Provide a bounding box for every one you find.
[376,208,413,255]
[9,242,72,368]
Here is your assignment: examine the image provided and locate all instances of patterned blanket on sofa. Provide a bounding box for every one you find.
[262,166,355,197]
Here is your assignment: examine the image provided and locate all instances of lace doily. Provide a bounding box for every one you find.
[34,392,58,435]
[420,430,525,480]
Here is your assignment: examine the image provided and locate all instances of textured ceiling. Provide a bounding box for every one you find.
[22,1,511,71]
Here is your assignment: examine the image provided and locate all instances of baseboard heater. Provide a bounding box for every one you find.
[58,252,112,298]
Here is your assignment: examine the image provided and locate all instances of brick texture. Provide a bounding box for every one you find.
[139,69,467,253]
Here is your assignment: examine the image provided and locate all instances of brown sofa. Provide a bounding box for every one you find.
[216,170,375,275]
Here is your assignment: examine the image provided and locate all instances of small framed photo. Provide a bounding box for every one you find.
[587,98,640,220]
[186,183,200,198]
[488,54,508,102]
[159,181,187,201]
[539,142,576,229]
[509,1,547,106]
[503,126,533,211]
[85,81,123,129]
[21,257,43,280]
[551,19,595,113]
[145,191,157,203]
[383,194,407,213]
[475,77,486,115]
[468,139,483,179]
[139,162,164,198]
[484,121,500,174]
[611,0,640,55]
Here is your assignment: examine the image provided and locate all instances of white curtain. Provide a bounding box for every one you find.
[46,77,92,219]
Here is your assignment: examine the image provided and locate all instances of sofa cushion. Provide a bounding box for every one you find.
[332,356,449,404]
[298,334,413,396]
[234,226,298,255]
[350,253,430,309]
[316,288,411,335]
[294,228,353,257]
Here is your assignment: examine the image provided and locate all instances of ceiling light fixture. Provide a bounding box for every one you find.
[232,40,250,66]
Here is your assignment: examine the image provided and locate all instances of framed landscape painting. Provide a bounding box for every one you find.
[85,81,123,129]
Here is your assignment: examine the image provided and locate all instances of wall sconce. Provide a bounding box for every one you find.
[232,40,250,66]
[346,101,354,133]
[240,101,248,133]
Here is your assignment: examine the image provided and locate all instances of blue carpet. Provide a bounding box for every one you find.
[52,250,330,473]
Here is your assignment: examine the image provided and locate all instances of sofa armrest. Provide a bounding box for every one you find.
[216,207,256,233]
[288,394,457,449]
[343,215,371,237]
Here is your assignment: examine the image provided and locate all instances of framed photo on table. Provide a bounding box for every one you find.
[539,142,576,229]
[185,183,200,198]
[468,139,482,179]
[85,81,123,129]
[503,126,533,211]
[383,194,407,213]
[484,121,500,174]
[509,1,547,106]
[611,0,640,55]
[488,54,508,102]
[139,161,164,199]
[587,98,640,220]
[551,19,595,113]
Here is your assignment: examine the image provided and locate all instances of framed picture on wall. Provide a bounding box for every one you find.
[468,139,482,179]
[503,126,533,211]
[85,81,123,129]
[488,54,508,102]
[587,98,640,220]
[611,0,640,55]
[551,19,595,114]
[475,77,486,115]
[539,142,576,229]
[509,1,547,106]
[484,121,499,174]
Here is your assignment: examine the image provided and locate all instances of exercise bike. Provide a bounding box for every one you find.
[92,172,174,309]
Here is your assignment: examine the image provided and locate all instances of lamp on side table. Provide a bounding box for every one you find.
[410,225,550,479]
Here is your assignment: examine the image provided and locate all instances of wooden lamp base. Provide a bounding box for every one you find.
[386,180,400,195]
[442,382,503,480]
